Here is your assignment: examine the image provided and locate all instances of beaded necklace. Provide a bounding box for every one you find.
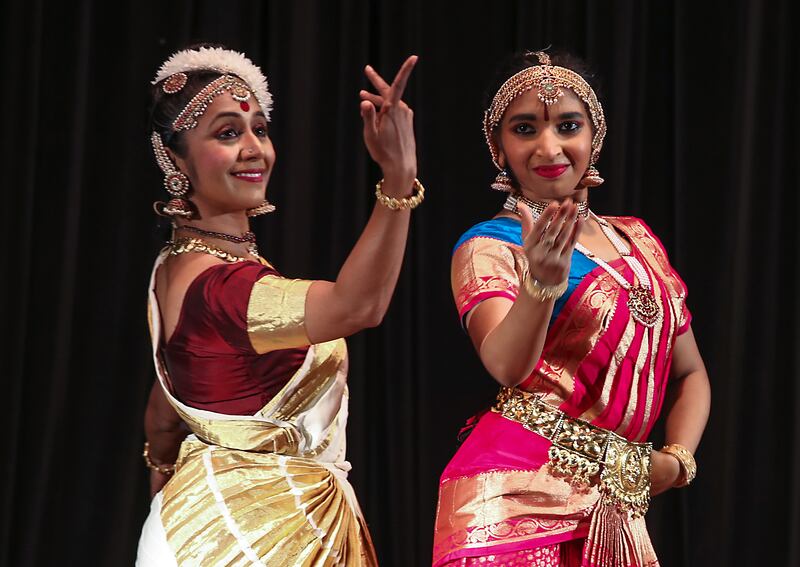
[503,193,589,219]
[574,214,661,327]
[503,195,662,327]
[175,224,259,256]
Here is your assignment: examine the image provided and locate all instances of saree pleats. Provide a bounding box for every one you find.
[140,250,377,566]
[160,440,375,566]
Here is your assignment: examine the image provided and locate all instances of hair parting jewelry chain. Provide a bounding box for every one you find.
[374,178,425,210]
[142,442,175,476]
[485,50,606,191]
[151,47,275,218]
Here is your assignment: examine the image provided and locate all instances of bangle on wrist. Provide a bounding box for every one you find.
[659,443,696,487]
[143,441,176,476]
[523,275,568,302]
[375,177,425,210]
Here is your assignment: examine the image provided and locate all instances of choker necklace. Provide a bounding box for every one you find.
[169,237,248,263]
[574,214,662,328]
[175,224,258,256]
[503,193,589,220]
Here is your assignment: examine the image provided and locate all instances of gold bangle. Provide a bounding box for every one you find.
[660,443,696,487]
[143,441,176,476]
[375,178,425,210]
[523,275,568,302]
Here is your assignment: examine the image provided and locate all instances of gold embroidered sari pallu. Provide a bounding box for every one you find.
[144,250,377,566]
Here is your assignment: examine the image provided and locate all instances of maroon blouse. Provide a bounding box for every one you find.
[159,262,309,415]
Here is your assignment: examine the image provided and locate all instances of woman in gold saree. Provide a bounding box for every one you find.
[432,50,711,566]
[135,45,421,566]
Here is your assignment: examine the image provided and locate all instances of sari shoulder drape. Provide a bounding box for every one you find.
[145,250,377,566]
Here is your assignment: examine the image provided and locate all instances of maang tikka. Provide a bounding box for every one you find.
[484,51,607,191]
[150,47,278,217]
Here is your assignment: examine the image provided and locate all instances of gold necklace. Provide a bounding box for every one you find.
[503,193,590,219]
[168,237,248,263]
[575,215,662,328]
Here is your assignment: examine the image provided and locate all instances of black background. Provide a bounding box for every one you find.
[2,1,799,565]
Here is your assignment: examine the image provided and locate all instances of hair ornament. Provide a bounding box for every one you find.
[170,74,254,131]
[152,46,273,120]
[483,50,606,169]
[162,72,188,94]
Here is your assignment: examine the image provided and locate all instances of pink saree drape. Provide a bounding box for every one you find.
[433,216,690,567]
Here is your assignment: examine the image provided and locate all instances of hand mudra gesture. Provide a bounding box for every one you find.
[358,55,418,192]
[518,200,583,287]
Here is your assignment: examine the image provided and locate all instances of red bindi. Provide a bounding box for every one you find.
[240,101,250,112]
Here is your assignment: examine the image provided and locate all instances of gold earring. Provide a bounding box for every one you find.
[151,131,195,218]
[490,169,514,192]
[580,165,604,188]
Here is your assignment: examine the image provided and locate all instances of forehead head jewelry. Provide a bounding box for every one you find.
[149,47,274,214]
[483,51,607,170]
[152,46,273,130]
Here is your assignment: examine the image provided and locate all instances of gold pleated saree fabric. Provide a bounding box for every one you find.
[144,251,377,566]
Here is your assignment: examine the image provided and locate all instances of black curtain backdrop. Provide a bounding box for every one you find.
[2,1,798,565]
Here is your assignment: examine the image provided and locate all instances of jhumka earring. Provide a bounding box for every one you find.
[490,169,514,192]
[151,132,195,218]
[580,165,604,188]
[246,200,276,217]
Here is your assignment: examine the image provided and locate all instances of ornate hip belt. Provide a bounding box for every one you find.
[492,387,652,518]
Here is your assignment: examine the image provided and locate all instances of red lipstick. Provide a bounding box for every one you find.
[533,164,569,178]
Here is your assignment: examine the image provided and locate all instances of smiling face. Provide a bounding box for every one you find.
[170,91,275,218]
[495,87,593,202]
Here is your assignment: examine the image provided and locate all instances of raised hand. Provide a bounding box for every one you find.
[519,200,582,287]
[359,55,418,194]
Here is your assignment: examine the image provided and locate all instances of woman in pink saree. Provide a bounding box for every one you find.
[432,51,711,567]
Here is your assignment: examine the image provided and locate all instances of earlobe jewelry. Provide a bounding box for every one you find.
[490,169,515,192]
[151,131,195,218]
[580,165,604,188]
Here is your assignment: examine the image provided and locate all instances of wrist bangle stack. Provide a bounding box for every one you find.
[143,441,176,476]
[375,178,425,210]
[523,275,568,302]
[660,443,697,487]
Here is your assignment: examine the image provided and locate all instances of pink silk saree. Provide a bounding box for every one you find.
[433,216,691,567]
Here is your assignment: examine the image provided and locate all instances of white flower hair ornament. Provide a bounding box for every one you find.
[152,46,273,123]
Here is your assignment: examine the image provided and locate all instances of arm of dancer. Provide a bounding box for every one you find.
[650,327,711,495]
[305,56,420,344]
[144,383,189,498]
[467,201,582,386]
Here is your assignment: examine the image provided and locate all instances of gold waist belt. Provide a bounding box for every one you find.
[492,387,652,518]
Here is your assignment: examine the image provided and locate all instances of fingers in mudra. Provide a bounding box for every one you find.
[523,200,581,285]
[363,56,417,110]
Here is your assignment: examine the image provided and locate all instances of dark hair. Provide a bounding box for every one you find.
[148,70,226,157]
[483,49,603,120]
[147,42,235,157]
